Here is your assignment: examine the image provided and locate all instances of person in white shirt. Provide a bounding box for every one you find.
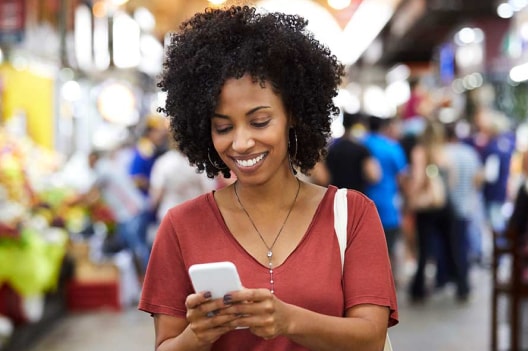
[149,148,216,223]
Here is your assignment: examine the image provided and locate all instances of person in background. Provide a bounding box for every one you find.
[128,115,170,261]
[326,111,381,193]
[149,143,216,225]
[362,115,408,282]
[405,120,460,302]
[443,121,484,301]
[471,108,516,235]
[400,77,430,137]
[139,6,397,350]
[69,150,149,276]
[129,115,170,196]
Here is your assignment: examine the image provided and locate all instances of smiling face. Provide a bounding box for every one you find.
[211,74,291,185]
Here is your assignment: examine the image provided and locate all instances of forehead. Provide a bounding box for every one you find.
[216,75,282,112]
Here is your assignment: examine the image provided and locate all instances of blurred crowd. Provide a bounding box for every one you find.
[316,78,527,304]
[66,115,217,284]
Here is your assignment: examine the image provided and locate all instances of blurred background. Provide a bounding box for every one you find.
[0,0,527,350]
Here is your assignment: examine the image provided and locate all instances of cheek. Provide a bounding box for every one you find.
[211,133,228,153]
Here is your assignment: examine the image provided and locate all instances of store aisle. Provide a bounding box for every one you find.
[27,307,154,351]
[26,265,498,351]
[390,266,491,350]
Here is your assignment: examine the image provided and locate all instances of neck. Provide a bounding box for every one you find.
[233,172,298,202]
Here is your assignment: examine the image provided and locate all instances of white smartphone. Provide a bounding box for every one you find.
[188,261,243,299]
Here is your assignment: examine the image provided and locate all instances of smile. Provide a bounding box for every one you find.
[235,153,266,167]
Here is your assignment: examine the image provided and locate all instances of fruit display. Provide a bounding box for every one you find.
[0,126,79,325]
[0,123,122,330]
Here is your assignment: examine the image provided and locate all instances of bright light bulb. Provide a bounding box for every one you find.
[457,27,476,44]
[328,0,351,10]
[510,63,528,82]
[111,0,129,6]
[497,3,514,18]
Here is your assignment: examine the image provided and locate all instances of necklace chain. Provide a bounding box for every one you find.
[233,178,301,294]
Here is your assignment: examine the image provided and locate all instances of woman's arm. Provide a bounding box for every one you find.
[153,292,241,351]
[283,302,389,351]
[154,315,205,351]
[222,289,389,351]
[363,156,382,184]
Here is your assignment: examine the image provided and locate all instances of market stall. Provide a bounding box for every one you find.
[0,123,70,350]
[0,120,142,350]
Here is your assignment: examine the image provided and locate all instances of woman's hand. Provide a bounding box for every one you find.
[184,291,240,346]
[220,288,290,340]
[185,288,291,344]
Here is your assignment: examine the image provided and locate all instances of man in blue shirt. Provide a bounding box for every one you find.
[363,115,408,279]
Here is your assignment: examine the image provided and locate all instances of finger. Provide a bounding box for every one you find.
[226,288,272,304]
[190,310,241,338]
[218,291,274,319]
[188,297,236,325]
[185,291,212,309]
[224,313,276,336]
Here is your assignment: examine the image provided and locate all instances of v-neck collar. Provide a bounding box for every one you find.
[204,187,334,274]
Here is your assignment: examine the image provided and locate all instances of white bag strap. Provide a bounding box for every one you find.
[333,188,348,273]
[333,188,393,351]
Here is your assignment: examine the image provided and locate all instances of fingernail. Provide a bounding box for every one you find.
[223,294,232,305]
[203,291,212,299]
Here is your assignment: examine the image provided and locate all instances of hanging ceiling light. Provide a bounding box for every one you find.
[208,0,227,5]
[328,0,352,10]
[110,0,130,6]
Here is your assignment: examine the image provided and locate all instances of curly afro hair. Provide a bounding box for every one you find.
[157,5,344,178]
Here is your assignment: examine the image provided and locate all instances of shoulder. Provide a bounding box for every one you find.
[159,192,218,240]
[345,188,375,207]
[341,188,379,224]
[328,185,375,208]
[166,192,213,219]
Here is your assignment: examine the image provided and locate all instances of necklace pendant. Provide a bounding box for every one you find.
[267,251,273,258]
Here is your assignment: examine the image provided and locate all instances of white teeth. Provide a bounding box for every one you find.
[236,154,265,167]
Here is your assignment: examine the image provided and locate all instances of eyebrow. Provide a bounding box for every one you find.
[212,105,271,119]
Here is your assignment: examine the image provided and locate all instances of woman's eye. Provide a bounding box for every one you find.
[214,126,232,134]
[253,120,270,128]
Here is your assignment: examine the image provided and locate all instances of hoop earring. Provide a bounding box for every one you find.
[207,147,228,171]
[288,128,298,175]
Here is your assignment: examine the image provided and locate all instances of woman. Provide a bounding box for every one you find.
[405,120,461,301]
[139,6,398,350]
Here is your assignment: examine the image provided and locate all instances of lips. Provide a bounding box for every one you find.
[234,152,267,168]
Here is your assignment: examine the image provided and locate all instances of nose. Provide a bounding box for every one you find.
[232,127,255,152]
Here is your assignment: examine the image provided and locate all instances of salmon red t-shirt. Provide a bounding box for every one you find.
[139,185,398,350]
